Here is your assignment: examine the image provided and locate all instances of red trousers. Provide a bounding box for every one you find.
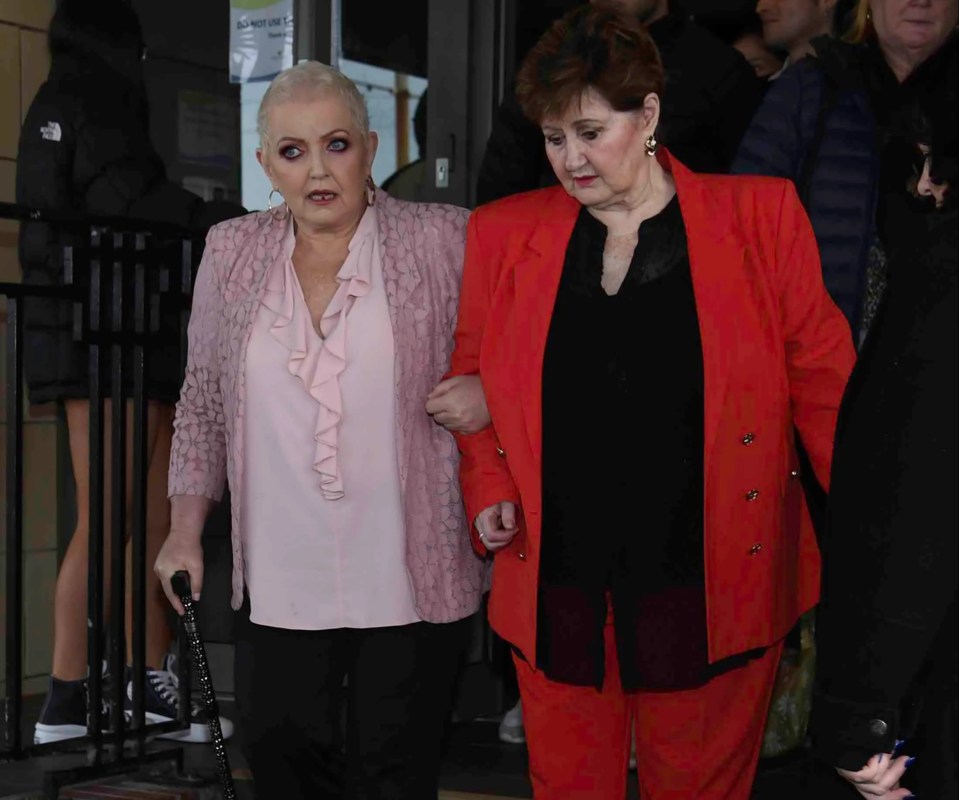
[514,621,783,800]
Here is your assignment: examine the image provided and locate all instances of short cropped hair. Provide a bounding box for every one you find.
[515,4,665,125]
[257,61,370,146]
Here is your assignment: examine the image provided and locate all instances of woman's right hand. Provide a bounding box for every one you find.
[475,501,518,552]
[154,532,205,616]
[426,374,491,434]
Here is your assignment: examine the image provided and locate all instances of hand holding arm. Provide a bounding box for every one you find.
[426,374,491,433]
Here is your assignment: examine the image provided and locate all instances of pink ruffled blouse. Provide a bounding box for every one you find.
[241,207,421,630]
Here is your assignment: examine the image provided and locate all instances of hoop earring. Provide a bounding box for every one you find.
[268,188,281,211]
[365,176,376,206]
[644,134,658,157]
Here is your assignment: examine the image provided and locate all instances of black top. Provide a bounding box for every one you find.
[538,197,757,692]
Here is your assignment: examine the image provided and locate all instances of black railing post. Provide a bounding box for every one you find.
[86,228,106,754]
[175,237,194,724]
[1,201,196,788]
[108,232,128,746]
[3,294,25,756]
[130,232,149,756]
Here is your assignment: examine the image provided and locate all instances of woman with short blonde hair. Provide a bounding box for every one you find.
[155,60,489,798]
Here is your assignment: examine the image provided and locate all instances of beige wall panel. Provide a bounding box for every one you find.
[0,156,13,200]
[23,547,56,677]
[19,27,49,122]
[0,551,57,695]
[0,157,19,258]
[0,252,20,286]
[0,23,20,159]
[24,421,58,551]
[0,0,54,30]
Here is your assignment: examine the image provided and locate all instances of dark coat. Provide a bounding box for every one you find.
[16,37,201,404]
[475,7,764,204]
[732,47,880,335]
[811,207,958,796]
[733,33,959,337]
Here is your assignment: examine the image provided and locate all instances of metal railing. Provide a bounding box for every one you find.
[0,201,205,797]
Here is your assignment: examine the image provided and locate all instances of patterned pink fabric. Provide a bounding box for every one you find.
[169,193,488,623]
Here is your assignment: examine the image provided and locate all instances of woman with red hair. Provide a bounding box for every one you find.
[450,5,855,798]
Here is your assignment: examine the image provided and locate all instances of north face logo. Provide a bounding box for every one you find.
[40,121,62,142]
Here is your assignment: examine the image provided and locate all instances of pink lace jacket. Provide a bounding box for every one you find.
[168,193,487,623]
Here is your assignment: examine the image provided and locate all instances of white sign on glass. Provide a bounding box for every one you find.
[230,0,294,84]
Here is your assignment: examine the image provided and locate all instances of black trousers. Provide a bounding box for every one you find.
[234,607,471,800]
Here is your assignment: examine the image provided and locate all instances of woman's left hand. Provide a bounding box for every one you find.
[426,374,491,433]
[836,753,913,799]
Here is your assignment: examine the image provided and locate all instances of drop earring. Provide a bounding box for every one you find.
[268,188,288,219]
[365,176,377,206]
[644,134,659,157]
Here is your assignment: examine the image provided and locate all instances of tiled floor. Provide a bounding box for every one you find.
[0,700,854,799]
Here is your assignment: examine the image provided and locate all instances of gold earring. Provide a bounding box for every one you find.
[365,176,376,206]
[644,134,658,157]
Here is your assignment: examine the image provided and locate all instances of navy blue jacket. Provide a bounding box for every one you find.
[733,55,879,336]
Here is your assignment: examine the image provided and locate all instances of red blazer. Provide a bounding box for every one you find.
[450,152,856,665]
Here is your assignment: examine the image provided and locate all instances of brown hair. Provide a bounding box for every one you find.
[515,4,665,125]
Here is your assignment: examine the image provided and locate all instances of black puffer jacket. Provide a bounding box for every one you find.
[16,2,202,404]
[475,6,764,204]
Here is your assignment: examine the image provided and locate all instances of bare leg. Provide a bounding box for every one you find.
[125,404,175,669]
[52,399,161,680]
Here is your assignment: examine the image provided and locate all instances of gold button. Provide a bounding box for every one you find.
[790,469,800,479]
[518,551,527,561]
[745,489,760,501]
[742,432,755,445]
[749,543,763,555]
[496,446,506,458]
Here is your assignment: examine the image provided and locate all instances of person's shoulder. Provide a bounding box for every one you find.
[692,172,795,215]
[472,186,569,229]
[19,75,81,133]
[675,18,751,70]
[206,209,275,252]
[757,56,829,109]
[378,193,471,236]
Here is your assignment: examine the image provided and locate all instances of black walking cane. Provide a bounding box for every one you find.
[171,570,237,800]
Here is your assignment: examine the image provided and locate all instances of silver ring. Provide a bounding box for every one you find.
[479,532,487,544]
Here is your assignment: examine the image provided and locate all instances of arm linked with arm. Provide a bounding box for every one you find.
[448,213,520,549]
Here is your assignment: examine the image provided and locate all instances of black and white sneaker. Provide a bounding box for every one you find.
[36,663,132,744]
[34,676,90,744]
[126,655,234,744]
